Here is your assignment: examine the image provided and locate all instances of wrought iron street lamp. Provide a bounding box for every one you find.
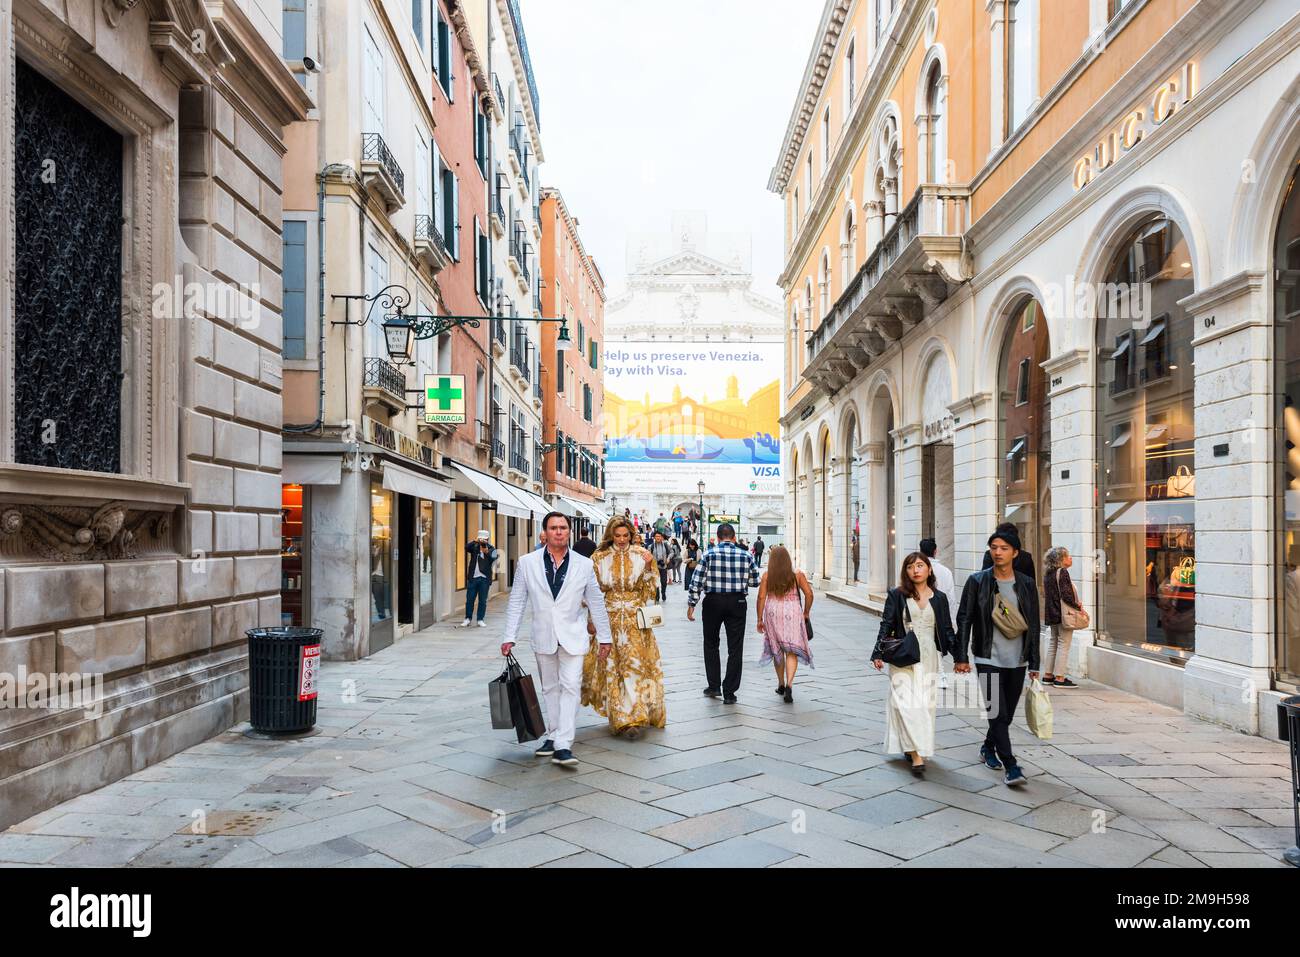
[697,480,705,530]
[382,315,414,364]
[332,282,573,352]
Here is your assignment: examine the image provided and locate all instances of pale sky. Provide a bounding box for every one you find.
[522,0,824,301]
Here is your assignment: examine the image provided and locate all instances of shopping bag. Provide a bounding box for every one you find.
[488,658,518,730]
[504,654,547,743]
[1024,678,1054,740]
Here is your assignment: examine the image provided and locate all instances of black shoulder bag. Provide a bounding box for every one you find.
[879,596,922,667]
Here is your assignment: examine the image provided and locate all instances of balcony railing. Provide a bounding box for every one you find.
[492,182,506,224]
[802,184,970,382]
[361,133,405,210]
[491,316,507,350]
[510,342,530,383]
[363,356,406,406]
[476,419,493,448]
[413,213,450,271]
[533,373,543,402]
[492,74,504,117]
[492,437,506,463]
[510,122,525,166]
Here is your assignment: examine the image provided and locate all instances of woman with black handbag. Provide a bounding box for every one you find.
[871,552,955,775]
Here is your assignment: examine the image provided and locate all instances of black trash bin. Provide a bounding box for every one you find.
[1285,695,1300,868]
[246,627,324,733]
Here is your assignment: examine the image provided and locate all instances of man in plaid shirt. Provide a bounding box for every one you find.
[687,523,759,703]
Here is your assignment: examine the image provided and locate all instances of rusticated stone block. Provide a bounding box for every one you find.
[178,556,235,604]
[105,560,178,616]
[145,607,212,663]
[212,599,259,648]
[57,618,146,676]
[6,565,104,632]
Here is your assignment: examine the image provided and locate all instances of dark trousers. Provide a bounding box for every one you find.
[658,566,669,601]
[464,576,490,621]
[702,592,747,695]
[976,663,1026,769]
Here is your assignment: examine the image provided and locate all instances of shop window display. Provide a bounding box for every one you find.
[1276,159,1300,686]
[1096,217,1196,659]
[280,484,305,626]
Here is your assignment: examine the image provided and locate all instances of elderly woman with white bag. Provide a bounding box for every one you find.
[1042,546,1089,688]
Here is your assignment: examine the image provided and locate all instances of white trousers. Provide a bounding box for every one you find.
[535,647,585,750]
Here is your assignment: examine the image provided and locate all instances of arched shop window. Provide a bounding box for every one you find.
[1275,157,1300,687]
[997,297,1050,582]
[1096,217,1196,661]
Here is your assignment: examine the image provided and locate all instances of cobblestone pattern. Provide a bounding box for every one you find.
[2,590,1293,868]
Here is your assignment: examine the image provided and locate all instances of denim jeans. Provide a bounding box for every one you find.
[465,576,490,621]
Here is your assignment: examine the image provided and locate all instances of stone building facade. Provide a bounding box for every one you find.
[0,0,309,827]
[772,0,1300,736]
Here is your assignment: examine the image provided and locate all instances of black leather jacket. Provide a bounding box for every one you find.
[954,567,1040,670]
[870,588,955,662]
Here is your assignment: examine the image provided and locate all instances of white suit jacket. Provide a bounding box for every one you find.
[503,548,613,655]
[930,559,958,629]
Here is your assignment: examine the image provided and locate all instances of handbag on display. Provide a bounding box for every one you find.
[1166,465,1195,498]
[1173,557,1196,586]
[636,603,664,629]
[878,597,921,667]
[1056,569,1091,630]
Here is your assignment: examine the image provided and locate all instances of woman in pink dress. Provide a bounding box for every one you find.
[756,545,814,703]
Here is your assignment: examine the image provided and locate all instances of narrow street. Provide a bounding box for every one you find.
[1,590,1292,868]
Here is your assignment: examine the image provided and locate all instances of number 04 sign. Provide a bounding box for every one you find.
[424,374,466,425]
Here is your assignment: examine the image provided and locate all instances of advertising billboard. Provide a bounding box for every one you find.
[603,341,782,496]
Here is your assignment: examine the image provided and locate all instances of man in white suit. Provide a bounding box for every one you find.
[501,511,613,766]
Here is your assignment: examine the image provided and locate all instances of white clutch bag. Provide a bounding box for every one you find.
[636,604,664,629]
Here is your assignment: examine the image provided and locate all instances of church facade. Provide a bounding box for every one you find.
[603,213,785,544]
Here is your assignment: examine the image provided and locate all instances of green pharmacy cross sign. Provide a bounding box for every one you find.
[424,374,466,424]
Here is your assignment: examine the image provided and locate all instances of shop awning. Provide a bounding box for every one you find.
[381,461,452,503]
[446,462,532,520]
[510,487,553,521]
[282,454,342,486]
[557,496,608,526]
[1104,499,1195,531]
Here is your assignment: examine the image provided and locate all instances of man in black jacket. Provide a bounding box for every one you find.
[954,528,1041,786]
[462,531,499,628]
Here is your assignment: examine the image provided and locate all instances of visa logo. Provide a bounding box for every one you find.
[751,466,781,476]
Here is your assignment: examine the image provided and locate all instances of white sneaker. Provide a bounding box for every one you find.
[476,620,487,628]
[459,619,471,627]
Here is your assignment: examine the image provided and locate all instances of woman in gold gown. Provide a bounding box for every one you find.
[581,516,666,739]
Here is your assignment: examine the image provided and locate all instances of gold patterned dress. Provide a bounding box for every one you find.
[581,544,667,734]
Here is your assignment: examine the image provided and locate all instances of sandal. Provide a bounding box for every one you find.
[1054,676,1077,688]
[1041,674,1055,684]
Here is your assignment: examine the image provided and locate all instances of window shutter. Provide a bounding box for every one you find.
[473,217,481,297]
[430,138,441,235]
[450,172,460,259]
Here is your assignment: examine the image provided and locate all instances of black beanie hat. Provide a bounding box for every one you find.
[988,529,1022,552]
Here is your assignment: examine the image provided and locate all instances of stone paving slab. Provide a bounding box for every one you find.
[3,593,1293,868]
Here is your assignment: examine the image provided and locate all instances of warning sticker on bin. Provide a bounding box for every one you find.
[298,644,321,701]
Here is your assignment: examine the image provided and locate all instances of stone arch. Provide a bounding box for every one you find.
[977,274,1056,399]
[1073,185,1210,343]
[864,100,903,249]
[1225,71,1300,276]
[837,398,864,583]
[914,44,949,184]
[840,202,858,288]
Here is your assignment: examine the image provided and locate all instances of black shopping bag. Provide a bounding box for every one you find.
[503,653,547,743]
[488,659,516,730]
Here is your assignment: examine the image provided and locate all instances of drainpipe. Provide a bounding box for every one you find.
[286,163,353,432]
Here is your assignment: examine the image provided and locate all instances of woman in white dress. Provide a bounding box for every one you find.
[870,552,955,775]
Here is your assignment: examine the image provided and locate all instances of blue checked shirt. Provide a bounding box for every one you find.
[687,540,760,607]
